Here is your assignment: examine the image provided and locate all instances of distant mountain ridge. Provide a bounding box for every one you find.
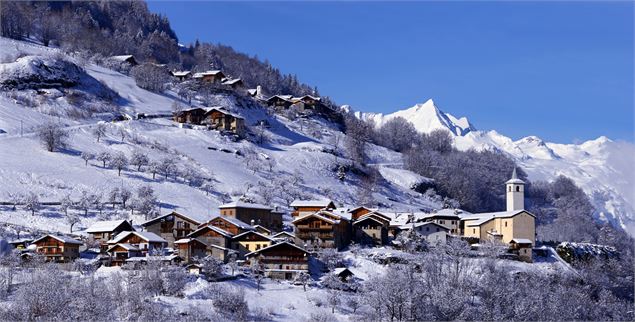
[348,99,635,235]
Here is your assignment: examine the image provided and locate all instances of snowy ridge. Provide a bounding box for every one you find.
[353,100,635,235]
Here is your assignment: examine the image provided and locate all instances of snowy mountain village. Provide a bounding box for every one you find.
[0,2,632,320]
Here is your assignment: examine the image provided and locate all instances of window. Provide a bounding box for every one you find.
[508,186,512,192]
[516,186,520,192]
[505,221,508,227]
[473,229,476,234]
[245,244,250,251]
[256,244,261,250]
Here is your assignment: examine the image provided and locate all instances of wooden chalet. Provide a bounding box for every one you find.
[170,70,191,81]
[245,242,309,280]
[173,107,207,124]
[348,206,375,221]
[174,237,235,263]
[85,219,135,252]
[203,108,245,137]
[188,224,233,248]
[200,215,254,235]
[510,238,533,263]
[266,95,294,109]
[193,70,225,83]
[32,235,82,263]
[110,55,138,66]
[271,231,301,245]
[231,230,273,259]
[290,199,336,217]
[219,200,281,231]
[106,231,167,265]
[333,267,357,282]
[292,210,350,250]
[141,212,201,248]
[352,211,391,245]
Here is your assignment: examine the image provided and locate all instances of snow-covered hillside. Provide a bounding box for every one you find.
[352,99,635,235]
[0,38,438,235]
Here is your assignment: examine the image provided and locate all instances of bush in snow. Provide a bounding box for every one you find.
[92,123,107,143]
[37,122,69,152]
[212,285,249,321]
[161,266,191,297]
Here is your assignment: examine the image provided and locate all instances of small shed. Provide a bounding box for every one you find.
[186,263,203,276]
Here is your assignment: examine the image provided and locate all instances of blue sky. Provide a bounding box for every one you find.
[148,1,633,143]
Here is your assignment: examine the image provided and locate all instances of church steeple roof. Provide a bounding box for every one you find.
[506,167,525,184]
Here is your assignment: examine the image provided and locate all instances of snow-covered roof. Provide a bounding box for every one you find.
[110,55,135,62]
[333,267,355,276]
[109,231,166,244]
[511,238,533,244]
[352,215,386,226]
[33,234,83,245]
[290,199,335,208]
[126,255,180,262]
[247,89,257,95]
[209,215,254,230]
[189,225,234,238]
[399,221,450,231]
[86,220,132,233]
[232,230,273,241]
[506,168,525,185]
[300,95,321,101]
[141,211,202,227]
[107,243,139,252]
[219,200,271,210]
[244,241,307,258]
[253,224,271,233]
[292,211,342,225]
[271,231,295,239]
[222,78,242,85]
[193,70,223,78]
[171,70,191,77]
[462,210,534,227]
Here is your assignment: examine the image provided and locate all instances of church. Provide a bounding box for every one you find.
[460,169,536,247]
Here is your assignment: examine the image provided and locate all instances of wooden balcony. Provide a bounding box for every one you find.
[295,225,333,231]
[296,232,334,240]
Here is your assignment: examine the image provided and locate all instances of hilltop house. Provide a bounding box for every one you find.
[231,230,274,258]
[245,242,309,280]
[292,210,350,250]
[32,235,82,262]
[290,199,336,217]
[109,55,138,66]
[193,70,225,83]
[222,78,244,89]
[141,212,201,248]
[173,107,245,137]
[460,169,536,245]
[219,200,282,231]
[85,220,135,252]
[266,95,294,109]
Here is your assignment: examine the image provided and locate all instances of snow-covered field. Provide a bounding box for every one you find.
[0,37,439,237]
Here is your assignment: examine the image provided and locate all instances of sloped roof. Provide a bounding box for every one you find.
[244,241,307,258]
[86,220,133,233]
[141,211,202,227]
[109,231,166,244]
[353,215,387,226]
[232,230,273,242]
[209,215,254,230]
[271,231,295,239]
[219,200,271,210]
[107,243,139,252]
[511,238,533,244]
[171,71,191,77]
[33,234,83,245]
[463,210,534,227]
[110,55,135,62]
[292,212,340,225]
[506,168,525,185]
[222,78,242,85]
[193,70,224,78]
[189,225,233,238]
[253,225,272,233]
[203,107,244,120]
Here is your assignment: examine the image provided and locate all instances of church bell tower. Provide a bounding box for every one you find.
[506,168,525,211]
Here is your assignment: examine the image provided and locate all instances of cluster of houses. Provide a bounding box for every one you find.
[12,170,536,280]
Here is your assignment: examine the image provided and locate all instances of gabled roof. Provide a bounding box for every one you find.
[333,267,355,276]
[232,230,273,242]
[253,225,272,234]
[290,199,335,208]
[219,200,271,210]
[109,231,166,244]
[292,211,340,225]
[348,206,376,214]
[110,55,135,62]
[33,234,82,245]
[222,78,242,85]
[141,211,202,227]
[203,107,244,120]
[299,95,321,101]
[511,238,533,245]
[357,211,391,223]
[189,225,233,238]
[352,215,387,226]
[174,238,207,245]
[107,243,139,252]
[271,231,295,239]
[208,215,254,230]
[86,220,133,233]
[244,241,308,258]
[267,95,293,103]
[463,210,534,227]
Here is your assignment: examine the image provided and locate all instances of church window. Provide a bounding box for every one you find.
[516,186,520,192]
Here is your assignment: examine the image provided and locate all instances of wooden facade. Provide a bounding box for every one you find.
[193,70,225,83]
[173,108,206,124]
[245,242,309,280]
[219,202,281,231]
[188,225,233,248]
[86,220,135,252]
[32,235,82,263]
[292,211,350,250]
[353,214,390,245]
[231,231,273,259]
[201,216,251,236]
[290,199,336,217]
[142,212,201,248]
